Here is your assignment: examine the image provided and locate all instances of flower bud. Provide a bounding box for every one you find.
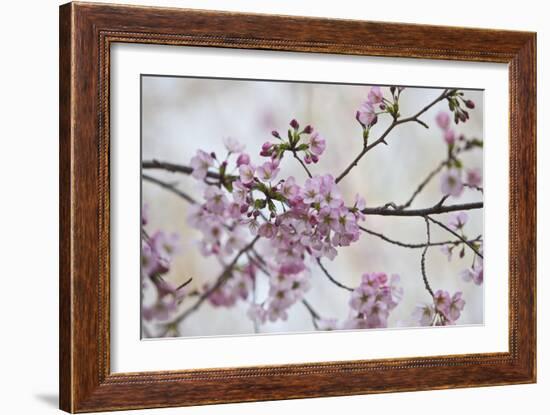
[465,100,475,109]
[271,130,280,139]
[303,125,313,134]
[290,119,299,130]
[236,153,250,166]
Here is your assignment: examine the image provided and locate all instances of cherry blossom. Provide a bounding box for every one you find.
[448,212,468,231]
[440,169,464,197]
[466,168,483,187]
[190,149,214,180]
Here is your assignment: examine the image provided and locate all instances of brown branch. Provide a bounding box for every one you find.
[164,235,260,327]
[420,217,435,298]
[142,174,197,204]
[292,151,313,178]
[426,216,483,259]
[360,226,481,249]
[316,258,353,291]
[301,298,321,329]
[335,89,451,184]
[399,160,447,209]
[360,201,482,217]
[142,159,236,181]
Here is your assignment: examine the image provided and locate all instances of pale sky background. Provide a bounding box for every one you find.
[141,76,484,337]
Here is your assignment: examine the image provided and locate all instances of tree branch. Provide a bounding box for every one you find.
[316,258,353,291]
[292,151,313,178]
[360,226,481,249]
[420,217,435,298]
[142,159,236,181]
[335,89,451,184]
[142,174,197,204]
[426,216,483,259]
[164,235,260,328]
[360,201,482,217]
[301,298,321,329]
[399,160,447,209]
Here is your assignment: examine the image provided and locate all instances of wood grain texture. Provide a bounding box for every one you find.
[59,2,536,412]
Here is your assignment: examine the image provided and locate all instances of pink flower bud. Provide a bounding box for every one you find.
[303,125,313,134]
[465,100,475,109]
[290,119,299,129]
[236,153,250,166]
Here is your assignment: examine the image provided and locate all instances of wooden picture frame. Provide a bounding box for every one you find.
[59,2,536,412]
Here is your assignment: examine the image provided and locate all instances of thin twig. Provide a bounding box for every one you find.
[292,151,313,178]
[176,277,193,291]
[142,174,197,204]
[464,183,484,194]
[142,159,234,181]
[301,298,321,329]
[399,161,447,209]
[426,216,483,259]
[360,226,481,249]
[421,217,435,297]
[164,236,260,327]
[316,258,353,291]
[335,89,451,184]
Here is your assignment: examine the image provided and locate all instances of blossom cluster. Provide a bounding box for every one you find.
[444,89,476,125]
[346,272,403,329]
[436,110,483,198]
[314,273,403,331]
[185,127,369,323]
[264,119,326,164]
[413,289,465,326]
[439,211,484,287]
[206,264,256,307]
[356,86,405,131]
[248,262,312,323]
[141,205,185,321]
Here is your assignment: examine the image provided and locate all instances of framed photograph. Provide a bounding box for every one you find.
[59,2,536,412]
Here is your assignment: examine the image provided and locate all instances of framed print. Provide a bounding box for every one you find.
[59,2,536,412]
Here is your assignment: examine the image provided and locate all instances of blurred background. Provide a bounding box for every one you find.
[141,76,484,337]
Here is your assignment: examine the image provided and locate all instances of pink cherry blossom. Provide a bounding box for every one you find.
[447,292,465,322]
[236,152,251,166]
[440,244,453,262]
[357,100,377,127]
[223,136,245,153]
[440,169,464,197]
[461,263,483,285]
[280,176,300,200]
[433,289,451,316]
[368,86,384,104]
[190,149,214,180]
[448,212,468,231]
[309,131,326,156]
[256,161,280,182]
[151,231,181,261]
[436,111,451,130]
[412,303,435,326]
[466,168,482,187]
[239,164,255,184]
[444,129,456,145]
